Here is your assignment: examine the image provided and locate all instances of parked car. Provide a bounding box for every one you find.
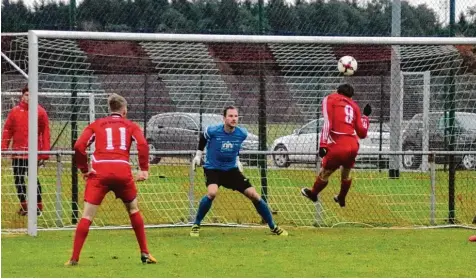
[402,112,476,170]
[146,112,259,165]
[270,118,390,168]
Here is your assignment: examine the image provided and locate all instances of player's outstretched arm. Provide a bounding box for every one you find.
[236,156,244,172]
[39,107,51,160]
[319,95,333,154]
[355,104,371,139]
[192,132,207,170]
[133,124,149,173]
[74,125,95,174]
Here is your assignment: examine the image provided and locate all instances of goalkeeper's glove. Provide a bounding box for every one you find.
[237,156,244,173]
[192,150,203,170]
[318,147,328,158]
[363,104,372,116]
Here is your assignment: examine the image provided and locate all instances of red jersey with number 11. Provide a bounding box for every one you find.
[74,114,149,174]
[319,92,369,148]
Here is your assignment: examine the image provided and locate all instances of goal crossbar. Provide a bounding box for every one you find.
[29,30,476,45]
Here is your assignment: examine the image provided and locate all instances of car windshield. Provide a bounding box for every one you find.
[457,114,476,131]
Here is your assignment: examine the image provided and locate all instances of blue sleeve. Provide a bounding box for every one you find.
[240,127,248,141]
[204,126,213,139]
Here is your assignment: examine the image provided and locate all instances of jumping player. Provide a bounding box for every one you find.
[301,84,372,207]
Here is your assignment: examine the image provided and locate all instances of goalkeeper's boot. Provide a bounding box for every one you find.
[141,253,157,264]
[333,195,346,207]
[300,188,318,203]
[190,224,200,237]
[271,225,288,236]
[64,259,78,266]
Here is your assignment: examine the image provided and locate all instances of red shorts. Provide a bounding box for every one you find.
[322,139,359,171]
[84,163,137,205]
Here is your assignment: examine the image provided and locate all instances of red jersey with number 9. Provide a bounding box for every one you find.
[319,92,369,148]
[74,114,149,174]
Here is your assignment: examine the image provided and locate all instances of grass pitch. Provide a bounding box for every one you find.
[2,227,475,277]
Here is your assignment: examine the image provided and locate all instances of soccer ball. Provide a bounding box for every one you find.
[337,55,358,76]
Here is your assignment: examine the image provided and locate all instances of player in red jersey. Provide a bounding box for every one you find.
[301,84,372,207]
[65,93,156,266]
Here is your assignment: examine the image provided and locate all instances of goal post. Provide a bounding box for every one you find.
[9,30,476,235]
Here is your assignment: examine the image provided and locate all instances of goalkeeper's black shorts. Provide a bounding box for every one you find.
[203,168,252,194]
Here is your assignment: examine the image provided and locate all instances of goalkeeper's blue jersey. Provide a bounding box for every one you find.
[203,124,248,171]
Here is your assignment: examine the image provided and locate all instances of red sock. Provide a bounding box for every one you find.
[37,202,43,211]
[71,218,92,261]
[129,212,149,254]
[311,176,329,195]
[20,202,28,211]
[338,179,352,200]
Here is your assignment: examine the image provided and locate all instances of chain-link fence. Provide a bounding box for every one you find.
[1,150,475,230]
[1,0,476,36]
[1,32,476,232]
[2,1,476,232]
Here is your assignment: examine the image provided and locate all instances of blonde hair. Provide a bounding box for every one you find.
[108,93,127,113]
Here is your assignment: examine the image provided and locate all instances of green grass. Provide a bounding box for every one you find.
[2,227,476,277]
[2,159,476,230]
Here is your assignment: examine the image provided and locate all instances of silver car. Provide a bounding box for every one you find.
[270,119,390,168]
[146,112,259,164]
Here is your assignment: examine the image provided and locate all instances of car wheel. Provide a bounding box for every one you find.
[402,144,421,169]
[148,142,161,164]
[273,145,290,168]
[461,154,476,170]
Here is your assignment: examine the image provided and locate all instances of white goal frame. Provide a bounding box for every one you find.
[26,30,476,236]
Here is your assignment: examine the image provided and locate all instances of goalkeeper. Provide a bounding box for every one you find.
[190,106,287,237]
[301,84,372,207]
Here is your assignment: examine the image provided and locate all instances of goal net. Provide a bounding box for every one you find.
[2,32,476,234]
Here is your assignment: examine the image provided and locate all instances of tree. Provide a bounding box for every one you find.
[214,0,240,33]
[158,7,191,32]
[266,0,297,34]
[1,0,31,32]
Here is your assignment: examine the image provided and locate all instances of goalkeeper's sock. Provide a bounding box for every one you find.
[337,179,352,205]
[71,218,92,261]
[311,177,328,195]
[195,195,213,225]
[253,199,275,229]
[130,211,149,254]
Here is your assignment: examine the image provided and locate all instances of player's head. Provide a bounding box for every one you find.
[223,105,238,128]
[21,86,29,104]
[337,83,354,98]
[108,93,128,117]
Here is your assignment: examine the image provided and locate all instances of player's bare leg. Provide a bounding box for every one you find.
[191,184,218,237]
[124,198,156,264]
[301,168,335,202]
[333,167,352,207]
[66,202,99,266]
[243,187,288,236]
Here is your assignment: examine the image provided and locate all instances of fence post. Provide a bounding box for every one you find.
[429,152,436,226]
[188,152,196,223]
[55,153,64,227]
